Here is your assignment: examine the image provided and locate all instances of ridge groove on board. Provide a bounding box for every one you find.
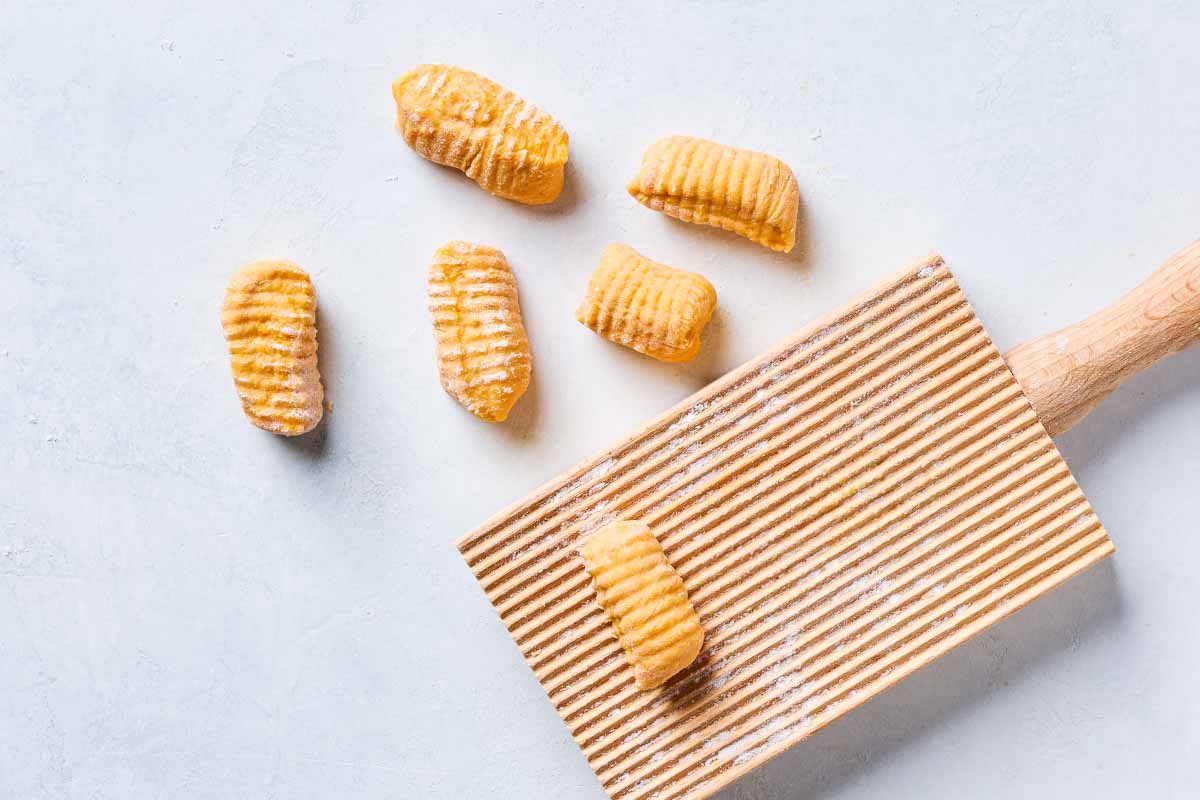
[460,267,948,565]
[511,357,1017,662]
[563,452,1074,737]
[476,289,975,594]
[465,275,964,576]
[458,257,1113,800]
[554,442,1064,733]
[586,469,1083,768]
[498,327,1003,631]
[499,331,1003,633]
[622,529,1110,800]
[594,487,1093,781]
[544,411,1051,711]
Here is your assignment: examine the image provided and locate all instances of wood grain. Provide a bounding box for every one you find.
[457,256,1113,800]
[1006,240,1200,436]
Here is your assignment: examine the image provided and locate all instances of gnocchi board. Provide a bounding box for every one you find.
[457,255,1113,800]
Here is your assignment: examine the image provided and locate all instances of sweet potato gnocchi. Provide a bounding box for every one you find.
[220,260,324,436]
[575,243,717,363]
[581,520,705,690]
[628,135,799,252]
[427,241,532,422]
[393,64,569,205]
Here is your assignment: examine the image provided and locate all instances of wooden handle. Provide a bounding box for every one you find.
[1005,240,1200,437]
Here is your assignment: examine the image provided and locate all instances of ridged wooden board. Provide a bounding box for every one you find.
[457,255,1113,800]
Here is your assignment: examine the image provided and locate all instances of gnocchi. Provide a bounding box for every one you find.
[427,241,532,422]
[392,64,569,205]
[220,260,324,436]
[575,243,717,363]
[628,135,799,252]
[580,520,705,691]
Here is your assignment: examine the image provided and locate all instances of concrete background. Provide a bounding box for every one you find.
[2,1,1198,798]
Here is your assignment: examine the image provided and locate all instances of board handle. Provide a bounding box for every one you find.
[1005,240,1200,437]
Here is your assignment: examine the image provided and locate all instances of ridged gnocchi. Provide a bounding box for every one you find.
[393,64,569,205]
[628,135,799,252]
[575,243,717,363]
[220,260,324,436]
[581,520,705,691]
[427,241,532,422]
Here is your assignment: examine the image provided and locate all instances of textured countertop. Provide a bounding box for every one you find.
[3,2,1198,798]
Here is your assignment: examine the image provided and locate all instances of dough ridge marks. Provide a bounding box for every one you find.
[628,135,798,252]
[428,241,532,422]
[576,243,717,363]
[582,520,706,691]
[220,260,323,436]
[393,64,569,205]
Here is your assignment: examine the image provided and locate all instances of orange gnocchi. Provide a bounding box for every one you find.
[575,243,717,363]
[220,261,324,436]
[427,241,532,422]
[393,64,569,204]
[628,135,799,252]
[581,520,705,691]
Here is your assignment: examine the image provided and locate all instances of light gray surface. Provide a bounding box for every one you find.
[2,2,1198,798]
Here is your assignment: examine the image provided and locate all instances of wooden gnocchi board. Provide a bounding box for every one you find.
[457,255,1113,800]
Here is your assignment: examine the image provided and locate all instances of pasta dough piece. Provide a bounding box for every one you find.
[427,241,532,422]
[392,64,569,205]
[220,260,324,436]
[627,135,799,252]
[575,243,717,363]
[581,520,705,691]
